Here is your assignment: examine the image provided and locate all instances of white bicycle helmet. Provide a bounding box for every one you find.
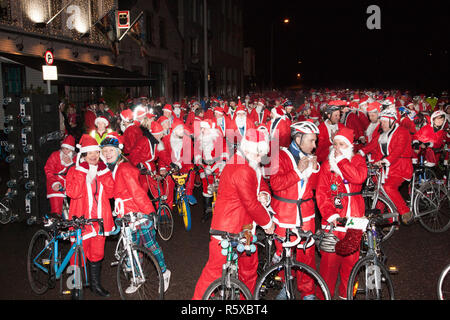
[290,121,320,137]
[379,108,398,121]
[431,110,447,128]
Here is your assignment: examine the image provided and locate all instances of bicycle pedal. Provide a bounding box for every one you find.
[62,290,71,295]
[388,266,399,274]
[42,259,51,265]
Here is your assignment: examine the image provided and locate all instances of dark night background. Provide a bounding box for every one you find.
[243,0,449,92]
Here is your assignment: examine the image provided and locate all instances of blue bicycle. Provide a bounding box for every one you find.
[27,215,103,299]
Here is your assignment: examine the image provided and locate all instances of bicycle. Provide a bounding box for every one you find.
[143,170,174,241]
[346,212,397,300]
[412,162,450,233]
[437,263,450,300]
[27,215,104,300]
[0,194,18,224]
[110,212,164,300]
[170,166,193,231]
[254,227,332,300]
[202,229,257,300]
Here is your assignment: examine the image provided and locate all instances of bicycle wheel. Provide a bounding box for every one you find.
[437,264,450,300]
[180,197,191,231]
[27,229,53,295]
[157,204,174,241]
[202,278,253,300]
[347,256,395,300]
[70,245,87,300]
[363,192,398,241]
[414,181,450,233]
[254,261,331,300]
[117,245,164,300]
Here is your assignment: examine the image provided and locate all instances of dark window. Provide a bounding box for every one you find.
[2,63,25,97]
[159,18,166,48]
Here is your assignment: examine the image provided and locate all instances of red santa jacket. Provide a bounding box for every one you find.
[316,154,367,233]
[128,132,170,173]
[210,152,273,235]
[400,116,417,135]
[84,109,97,133]
[375,124,414,181]
[249,108,271,127]
[44,151,76,199]
[162,130,194,170]
[270,148,320,228]
[341,111,364,141]
[316,121,346,163]
[65,162,115,239]
[110,160,155,217]
[268,116,292,149]
[413,124,446,149]
[122,124,143,155]
[359,122,382,161]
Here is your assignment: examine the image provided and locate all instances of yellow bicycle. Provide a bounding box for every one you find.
[171,172,192,231]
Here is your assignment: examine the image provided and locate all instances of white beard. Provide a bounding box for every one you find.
[170,134,183,160]
[365,122,378,142]
[235,117,246,128]
[173,108,181,117]
[86,164,97,184]
[255,105,262,113]
[200,130,219,160]
[328,146,353,178]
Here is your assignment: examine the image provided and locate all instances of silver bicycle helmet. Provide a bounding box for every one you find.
[290,121,320,137]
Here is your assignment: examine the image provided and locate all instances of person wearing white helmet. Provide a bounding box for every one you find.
[412,109,448,167]
[269,121,320,300]
[373,109,414,225]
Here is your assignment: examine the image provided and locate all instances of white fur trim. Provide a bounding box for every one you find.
[80,145,100,153]
[334,135,353,147]
[240,138,269,155]
[61,144,75,151]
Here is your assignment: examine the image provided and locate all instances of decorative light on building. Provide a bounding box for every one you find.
[24,0,47,24]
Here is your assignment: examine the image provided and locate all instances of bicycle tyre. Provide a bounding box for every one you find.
[70,245,86,300]
[117,245,164,300]
[347,256,395,300]
[437,264,450,300]
[202,278,253,300]
[27,229,53,295]
[157,204,174,241]
[362,192,398,241]
[181,197,191,231]
[414,181,450,233]
[0,198,12,224]
[254,261,331,300]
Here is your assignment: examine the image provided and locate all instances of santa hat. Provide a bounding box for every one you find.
[271,106,286,118]
[77,134,100,154]
[240,129,270,155]
[146,112,156,119]
[367,101,381,113]
[120,109,134,122]
[172,118,184,131]
[133,105,147,121]
[309,108,320,120]
[328,100,348,106]
[257,98,266,106]
[162,104,173,113]
[349,101,359,110]
[173,101,181,107]
[94,116,109,127]
[214,107,224,115]
[157,116,170,126]
[334,127,354,147]
[101,131,124,150]
[235,105,247,114]
[150,121,164,135]
[61,135,75,151]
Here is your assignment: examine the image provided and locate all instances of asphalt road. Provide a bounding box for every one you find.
[0,184,449,301]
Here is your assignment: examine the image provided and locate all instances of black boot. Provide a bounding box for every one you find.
[201,196,213,223]
[88,260,110,297]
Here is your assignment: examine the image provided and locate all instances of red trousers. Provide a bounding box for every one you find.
[274,219,316,298]
[70,235,106,266]
[49,197,64,216]
[383,175,410,215]
[192,237,258,300]
[317,230,360,299]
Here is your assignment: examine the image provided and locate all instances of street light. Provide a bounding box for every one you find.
[270,17,291,90]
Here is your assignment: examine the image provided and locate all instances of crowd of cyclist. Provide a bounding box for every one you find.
[45,88,449,299]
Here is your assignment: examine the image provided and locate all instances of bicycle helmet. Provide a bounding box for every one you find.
[290,121,320,138]
[379,109,398,121]
[323,104,341,118]
[431,110,447,129]
[315,228,339,253]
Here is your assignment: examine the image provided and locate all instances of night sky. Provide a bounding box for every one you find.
[243,0,449,92]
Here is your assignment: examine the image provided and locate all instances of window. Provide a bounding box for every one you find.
[159,18,166,48]
[2,63,25,97]
[145,11,154,45]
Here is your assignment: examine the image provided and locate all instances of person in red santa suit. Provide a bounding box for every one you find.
[412,109,447,167]
[373,109,414,225]
[232,104,256,149]
[120,109,143,156]
[65,134,115,298]
[193,118,230,222]
[185,101,201,131]
[172,101,185,121]
[162,118,197,205]
[249,98,271,127]
[340,101,364,148]
[83,103,97,133]
[100,132,171,294]
[316,103,346,163]
[358,101,382,163]
[316,127,368,300]
[128,117,175,208]
[267,106,292,149]
[162,104,174,127]
[270,121,321,300]
[90,116,112,144]
[192,128,275,299]
[44,135,76,217]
